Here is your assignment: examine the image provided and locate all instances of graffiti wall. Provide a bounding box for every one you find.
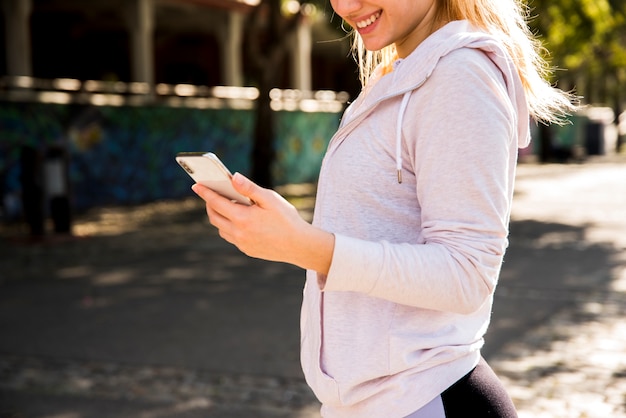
[0,101,341,214]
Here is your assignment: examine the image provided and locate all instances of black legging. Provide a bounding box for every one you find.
[441,357,518,417]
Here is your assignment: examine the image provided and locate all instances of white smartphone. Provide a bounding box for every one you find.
[176,152,252,205]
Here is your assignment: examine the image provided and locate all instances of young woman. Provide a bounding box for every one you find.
[192,0,575,416]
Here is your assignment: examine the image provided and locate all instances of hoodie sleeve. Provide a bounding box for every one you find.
[322,48,520,315]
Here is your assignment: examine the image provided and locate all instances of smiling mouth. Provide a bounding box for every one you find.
[355,11,381,29]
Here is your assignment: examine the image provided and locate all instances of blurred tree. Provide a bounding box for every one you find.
[244,0,308,187]
[528,0,626,154]
[528,0,626,111]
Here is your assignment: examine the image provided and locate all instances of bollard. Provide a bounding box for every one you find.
[44,145,72,234]
[20,146,45,237]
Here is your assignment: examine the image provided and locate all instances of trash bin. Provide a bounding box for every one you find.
[583,107,616,156]
[585,121,604,155]
[535,113,586,162]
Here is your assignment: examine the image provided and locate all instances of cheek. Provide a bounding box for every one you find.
[328,0,346,19]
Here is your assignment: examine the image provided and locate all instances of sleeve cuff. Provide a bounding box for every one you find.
[321,233,383,294]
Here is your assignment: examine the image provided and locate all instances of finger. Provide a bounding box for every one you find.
[231,173,270,207]
[204,201,227,227]
[191,183,220,202]
[192,183,237,216]
[192,184,235,228]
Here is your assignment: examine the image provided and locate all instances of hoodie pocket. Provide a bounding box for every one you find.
[300,275,341,405]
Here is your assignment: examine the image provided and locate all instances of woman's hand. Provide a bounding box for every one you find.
[192,173,334,274]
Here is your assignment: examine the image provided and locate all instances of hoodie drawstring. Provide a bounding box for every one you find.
[396,92,412,183]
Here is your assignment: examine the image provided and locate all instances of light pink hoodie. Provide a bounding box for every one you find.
[300,20,530,417]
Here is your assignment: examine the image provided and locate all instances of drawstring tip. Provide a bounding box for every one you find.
[397,170,402,184]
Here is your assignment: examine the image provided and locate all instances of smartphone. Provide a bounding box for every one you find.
[176,152,252,205]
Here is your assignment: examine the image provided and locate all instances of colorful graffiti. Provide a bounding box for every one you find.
[0,101,341,213]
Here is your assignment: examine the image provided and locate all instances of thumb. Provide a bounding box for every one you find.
[231,172,266,204]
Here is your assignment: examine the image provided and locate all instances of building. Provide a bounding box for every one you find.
[0,0,360,225]
[1,0,360,97]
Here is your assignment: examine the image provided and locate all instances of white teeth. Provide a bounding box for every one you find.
[356,12,380,29]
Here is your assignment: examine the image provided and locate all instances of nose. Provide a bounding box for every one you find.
[330,0,362,19]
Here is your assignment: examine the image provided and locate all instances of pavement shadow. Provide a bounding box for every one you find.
[0,197,311,382]
[2,198,625,416]
[484,218,623,368]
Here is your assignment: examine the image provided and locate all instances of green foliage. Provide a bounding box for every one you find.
[527,0,626,105]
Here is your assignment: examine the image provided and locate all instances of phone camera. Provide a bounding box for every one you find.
[179,161,194,174]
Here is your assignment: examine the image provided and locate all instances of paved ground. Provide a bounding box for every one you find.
[487,156,626,418]
[1,155,625,417]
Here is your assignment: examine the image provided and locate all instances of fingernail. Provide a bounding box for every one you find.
[233,172,245,185]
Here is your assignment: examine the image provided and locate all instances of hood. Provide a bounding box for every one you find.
[341,20,531,182]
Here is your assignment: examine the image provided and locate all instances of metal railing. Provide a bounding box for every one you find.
[0,76,349,112]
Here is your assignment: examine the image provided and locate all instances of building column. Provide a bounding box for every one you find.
[292,19,312,91]
[2,0,33,77]
[222,11,243,87]
[126,0,154,87]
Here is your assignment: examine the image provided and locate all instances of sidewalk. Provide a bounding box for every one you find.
[488,156,626,417]
[1,156,625,417]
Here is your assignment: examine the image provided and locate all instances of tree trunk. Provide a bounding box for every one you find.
[251,75,275,188]
[244,0,302,188]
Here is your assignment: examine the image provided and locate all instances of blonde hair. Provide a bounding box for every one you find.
[351,0,576,124]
